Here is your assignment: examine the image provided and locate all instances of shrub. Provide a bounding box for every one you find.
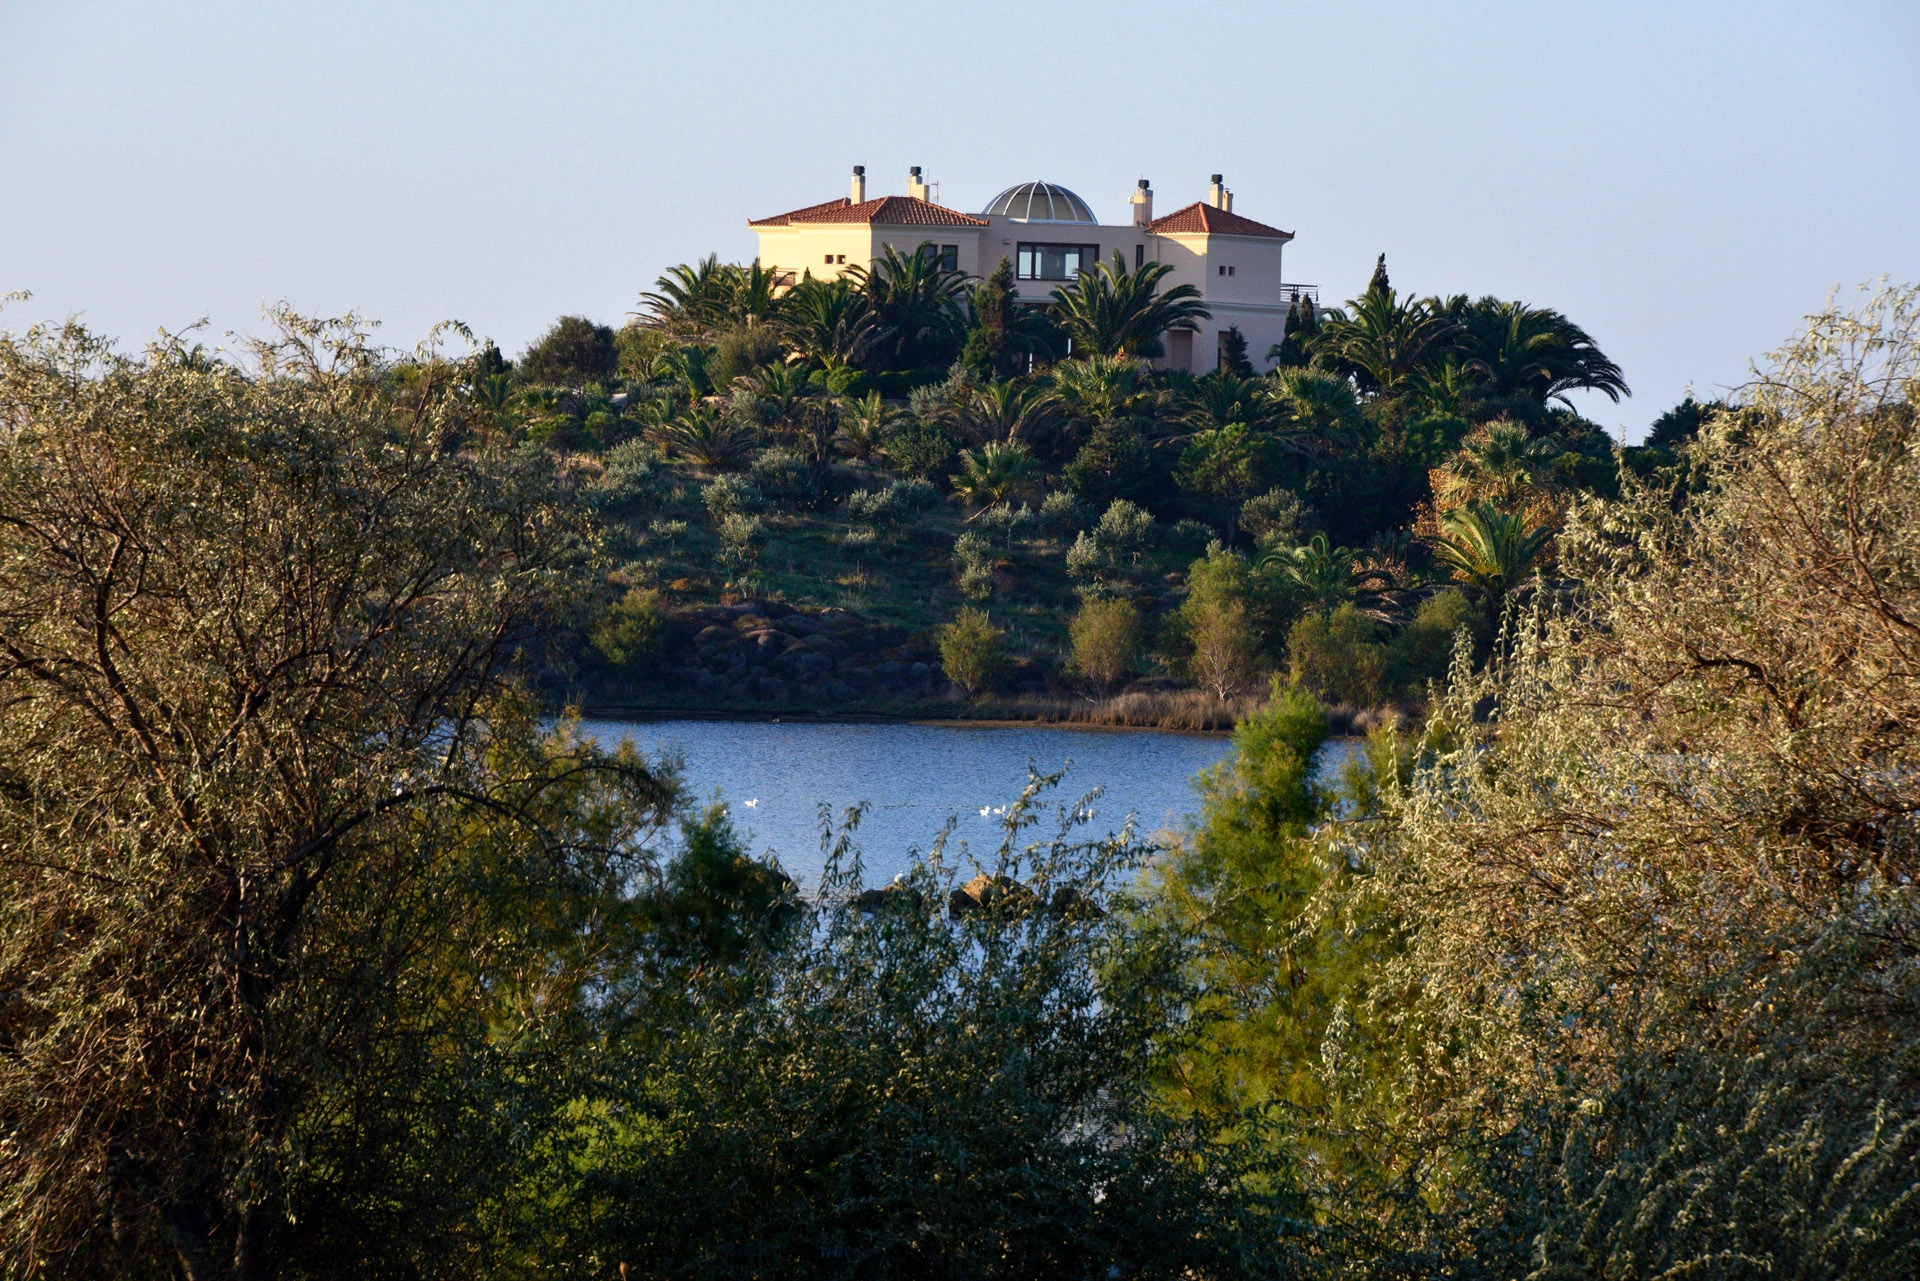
[1069,597,1142,691]
[1287,604,1386,706]
[1241,487,1314,544]
[952,531,996,602]
[1173,545,1263,698]
[702,474,761,520]
[889,476,940,515]
[1038,489,1086,536]
[716,513,765,587]
[591,587,667,669]
[584,438,659,512]
[938,607,1008,695]
[975,502,1034,551]
[519,315,616,386]
[749,447,814,510]
[1065,531,1104,585]
[1094,499,1155,564]
[846,487,899,527]
[888,418,959,483]
[1168,518,1215,550]
[1383,587,1484,698]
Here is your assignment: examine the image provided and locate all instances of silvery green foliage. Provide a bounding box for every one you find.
[953,531,996,601]
[889,476,940,514]
[702,473,761,520]
[584,438,659,512]
[749,447,813,510]
[1038,489,1086,536]
[845,486,899,527]
[1094,499,1155,564]
[1065,530,1104,584]
[1168,518,1215,550]
[975,501,1034,551]
[1319,284,1920,1275]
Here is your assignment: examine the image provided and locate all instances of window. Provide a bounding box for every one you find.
[837,254,846,264]
[939,244,958,271]
[1135,243,1144,268]
[1016,242,1100,281]
[1218,265,1226,276]
[824,253,834,265]
[1229,265,1236,276]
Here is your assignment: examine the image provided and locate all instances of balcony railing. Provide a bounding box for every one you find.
[1277,284,1319,307]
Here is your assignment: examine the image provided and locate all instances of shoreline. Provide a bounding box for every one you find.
[574,705,1239,736]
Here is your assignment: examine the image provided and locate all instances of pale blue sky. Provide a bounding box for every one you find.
[3,1,1914,438]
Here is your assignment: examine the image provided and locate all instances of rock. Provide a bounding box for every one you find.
[948,873,1038,918]
[1047,886,1105,921]
[696,625,734,644]
[779,613,823,636]
[908,661,931,684]
[855,880,923,915]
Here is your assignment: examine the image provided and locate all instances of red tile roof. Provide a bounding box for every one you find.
[750,195,988,228]
[1146,202,1294,240]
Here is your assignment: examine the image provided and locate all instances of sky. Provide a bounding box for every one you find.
[2,1,1915,440]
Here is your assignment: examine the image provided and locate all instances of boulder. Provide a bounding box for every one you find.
[947,873,1038,918]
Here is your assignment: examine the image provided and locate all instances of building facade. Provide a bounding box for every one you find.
[749,168,1317,374]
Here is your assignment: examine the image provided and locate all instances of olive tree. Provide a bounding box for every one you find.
[0,314,676,1281]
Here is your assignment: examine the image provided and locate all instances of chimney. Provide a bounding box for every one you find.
[1130,177,1154,227]
[1208,174,1224,208]
[1223,188,1234,213]
[908,165,929,201]
[851,165,866,203]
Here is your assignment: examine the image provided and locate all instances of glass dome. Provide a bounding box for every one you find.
[980,180,1099,225]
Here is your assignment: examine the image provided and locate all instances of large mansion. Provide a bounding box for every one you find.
[749,168,1318,374]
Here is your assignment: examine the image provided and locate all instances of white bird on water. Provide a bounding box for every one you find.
[743,798,758,808]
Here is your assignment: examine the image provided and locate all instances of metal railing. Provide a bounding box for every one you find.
[1277,284,1319,306]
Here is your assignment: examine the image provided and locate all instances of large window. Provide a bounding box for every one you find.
[1016,242,1100,281]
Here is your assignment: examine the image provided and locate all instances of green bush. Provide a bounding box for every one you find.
[887,417,959,483]
[1286,604,1386,706]
[938,607,1007,694]
[952,532,996,602]
[1382,587,1484,696]
[702,474,761,520]
[1069,597,1141,691]
[748,447,814,510]
[591,588,667,670]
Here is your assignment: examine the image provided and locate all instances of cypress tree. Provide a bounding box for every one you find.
[1366,252,1391,298]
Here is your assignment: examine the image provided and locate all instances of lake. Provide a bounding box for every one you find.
[578,717,1357,888]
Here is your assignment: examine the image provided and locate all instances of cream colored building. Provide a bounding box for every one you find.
[749,167,1317,373]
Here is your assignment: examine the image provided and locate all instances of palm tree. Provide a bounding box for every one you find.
[951,440,1037,512]
[646,401,757,470]
[640,256,737,340]
[1267,367,1365,453]
[1443,420,1564,505]
[1314,287,1459,398]
[1045,354,1156,426]
[1181,374,1276,434]
[1050,251,1209,358]
[777,275,880,371]
[1429,501,1554,610]
[1259,534,1390,614]
[1453,297,1628,407]
[837,391,898,463]
[843,243,969,370]
[958,379,1058,445]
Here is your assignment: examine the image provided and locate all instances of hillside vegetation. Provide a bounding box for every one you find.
[501,248,1672,726]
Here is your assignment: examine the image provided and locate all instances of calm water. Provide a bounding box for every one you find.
[578,717,1356,888]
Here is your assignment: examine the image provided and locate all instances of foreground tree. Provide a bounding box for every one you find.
[1337,283,1920,1273]
[0,314,675,1280]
